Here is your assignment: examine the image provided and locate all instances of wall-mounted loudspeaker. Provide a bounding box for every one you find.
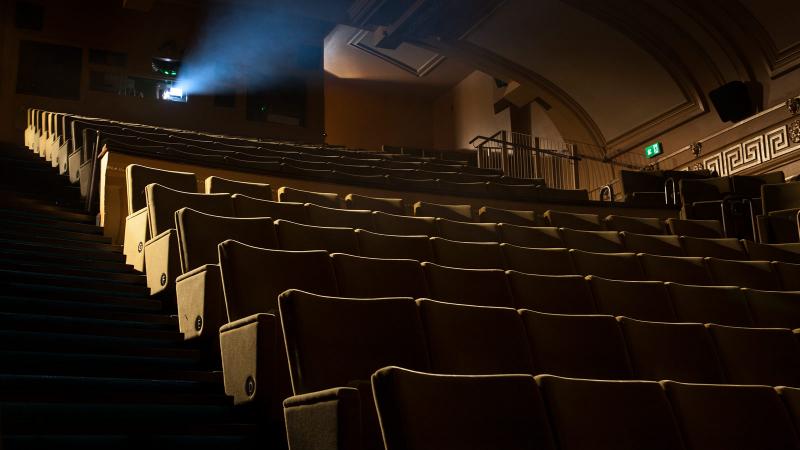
[709,81,762,123]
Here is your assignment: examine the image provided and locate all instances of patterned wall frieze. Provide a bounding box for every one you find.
[689,123,800,175]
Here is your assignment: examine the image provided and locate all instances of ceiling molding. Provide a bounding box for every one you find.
[348,29,445,77]
[418,37,607,147]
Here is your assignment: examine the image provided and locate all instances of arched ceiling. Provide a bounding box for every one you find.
[327,0,800,158]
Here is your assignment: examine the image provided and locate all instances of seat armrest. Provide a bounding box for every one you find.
[284,387,362,450]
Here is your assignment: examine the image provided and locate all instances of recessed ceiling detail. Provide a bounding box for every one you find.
[348,29,445,77]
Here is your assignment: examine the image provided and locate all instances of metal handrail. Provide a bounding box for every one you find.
[470,134,582,161]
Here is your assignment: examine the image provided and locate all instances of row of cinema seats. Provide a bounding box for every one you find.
[27,109,596,208]
[212,243,800,409]
[371,366,800,450]
[274,289,800,450]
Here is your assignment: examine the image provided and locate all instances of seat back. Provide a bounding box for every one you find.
[175,208,277,273]
[744,241,800,264]
[522,311,631,379]
[126,164,196,214]
[279,290,428,394]
[621,232,684,256]
[666,283,752,327]
[418,299,534,375]
[413,201,472,221]
[707,324,800,386]
[666,218,724,238]
[372,367,557,450]
[705,258,780,290]
[421,262,513,307]
[232,194,308,223]
[619,317,724,383]
[664,381,800,450]
[501,245,574,275]
[372,211,437,236]
[560,229,624,253]
[355,229,433,261]
[639,254,712,285]
[306,203,374,230]
[344,193,404,215]
[331,253,428,299]
[569,250,645,280]
[731,171,785,198]
[478,206,537,226]
[498,224,563,248]
[431,238,505,269]
[762,181,800,214]
[275,220,359,254]
[604,215,664,234]
[680,237,747,260]
[145,184,233,236]
[536,375,686,450]
[588,277,675,321]
[544,210,603,231]
[436,218,498,242]
[679,177,731,204]
[205,176,271,200]
[277,186,339,208]
[218,241,337,319]
[744,289,800,329]
[508,272,594,313]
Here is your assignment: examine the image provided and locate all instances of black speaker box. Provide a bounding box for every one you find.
[709,81,762,123]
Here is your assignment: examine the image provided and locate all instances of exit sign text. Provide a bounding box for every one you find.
[645,142,663,159]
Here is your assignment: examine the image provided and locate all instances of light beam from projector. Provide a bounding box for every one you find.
[175,3,320,96]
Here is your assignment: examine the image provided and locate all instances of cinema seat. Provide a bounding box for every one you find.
[205,175,271,200]
[508,272,594,313]
[777,387,800,438]
[663,381,800,450]
[743,241,800,264]
[372,211,437,236]
[544,210,604,231]
[232,194,308,224]
[123,164,197,271]
[417,299,534,375]
[355,229,433,262]
[281,291,428,450]
[638,254,712,285]
[569,250,645,280]
[560,229,624,253]
[498,224,563,248]
[331,253,428,299]
[143,184,233,296]
[743,289,800,329]
[680,237,747,260]
[522,311,631,379]
[588,277,675,322]
[413,201,472,221]
[618,317,724,383]
[277,186,340,208]
[536,375,685,450]
[665,283,752,327]
[275,220,358,254]
[620,232,684,256]
[371,367,556,450]
[306,203,374,230]
[435,218,498,242]
[707,324,800,386]
[665,218,724,238]
[478,206,538,226]
[604,215,664,234]
[430,238,505,269]
[705,258,780,290]
[344,193,404,215]
[421,262,513,307]
[501,245,574,275]
[217,243,337,408]
[174,209,277,340]
[774,262,800,290]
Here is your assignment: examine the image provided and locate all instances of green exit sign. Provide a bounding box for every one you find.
[645,142,663,159]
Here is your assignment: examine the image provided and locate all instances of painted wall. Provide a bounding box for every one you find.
[0,0,325,145]
[323,74,436,151]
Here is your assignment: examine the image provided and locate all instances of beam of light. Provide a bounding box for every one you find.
[176,3,322,96]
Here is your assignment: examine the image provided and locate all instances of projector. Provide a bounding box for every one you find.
[152,57,180,77]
